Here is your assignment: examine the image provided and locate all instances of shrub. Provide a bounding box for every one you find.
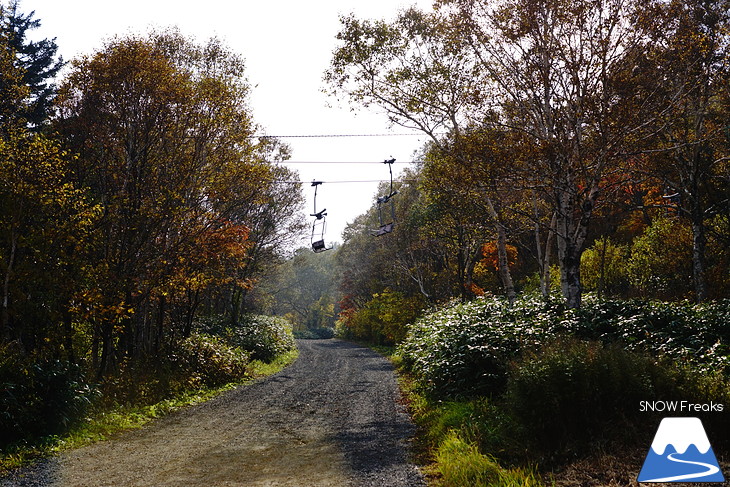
[174,333,250,388]
[580,237,630,295]
[398,295,560,398]
[339,290,424,344]
[568,296,730,373]
[0,345,98,446]
[627,218,693,299]
[399,294,729,399]
[504,339,681,459]
[226,314,296,362]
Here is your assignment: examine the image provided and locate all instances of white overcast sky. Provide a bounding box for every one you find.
[24,0,435,245]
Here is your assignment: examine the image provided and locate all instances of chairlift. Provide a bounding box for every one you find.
[371,158,398,237]
[310,181,332,253]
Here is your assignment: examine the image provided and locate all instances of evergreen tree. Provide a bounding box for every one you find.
[0,0,63,128]
[0,17,25,131]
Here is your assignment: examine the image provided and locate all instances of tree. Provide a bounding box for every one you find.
[228,161,307,325]
[0,0,63,128]
[257,246,338,331]
[326,8,519,304]
[0,14,26,131]
[0,128,95,353]
[639,0,730,302]
[0,22,91,358]
[440,0,663,308]
[627,218,694,299]
[55,30,295,376]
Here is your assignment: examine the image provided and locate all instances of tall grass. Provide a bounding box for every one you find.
[435,433,543,487]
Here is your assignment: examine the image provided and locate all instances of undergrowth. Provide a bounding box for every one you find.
[398,371,545,487]
[0,348,298,475]
[390,294,729,485]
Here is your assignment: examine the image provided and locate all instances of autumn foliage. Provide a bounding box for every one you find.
[0,15,303,444]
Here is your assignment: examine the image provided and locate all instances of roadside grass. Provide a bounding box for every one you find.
[397,373,547,487]
[364,342,545,487]
[0,348,298,475]
[435,432,544,487]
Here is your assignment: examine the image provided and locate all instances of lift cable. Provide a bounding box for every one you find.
[277,160,422,164]
[253,133,432,138]
[273,178,417,184]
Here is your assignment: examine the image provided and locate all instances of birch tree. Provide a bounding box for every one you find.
[326,8,518,303]
[639,0,730,302]
[442,0,658,308]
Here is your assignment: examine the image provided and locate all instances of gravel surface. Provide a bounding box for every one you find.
[1,339,425,487]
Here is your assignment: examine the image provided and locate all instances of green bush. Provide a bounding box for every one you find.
[628,218,693,299]
[0,345,99,446]
[580,237,630,295]
[226,314,296,362]
[398,295,560,398]
[568,297,730,373]
[504,339,681,459]
[174,333,250,388]
[399,294,729,399]
[339,290,424,345]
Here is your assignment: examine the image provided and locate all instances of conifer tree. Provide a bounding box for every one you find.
[0,0,63,128]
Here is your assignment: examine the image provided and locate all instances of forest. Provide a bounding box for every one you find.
[1,0,729,484]
[0,2,301,448]
[319,0,730,483]
[324,0,730,320]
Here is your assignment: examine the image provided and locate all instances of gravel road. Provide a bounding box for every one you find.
[1,340,425,487]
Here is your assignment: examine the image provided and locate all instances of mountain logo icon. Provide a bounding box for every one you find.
[638,417,725,483]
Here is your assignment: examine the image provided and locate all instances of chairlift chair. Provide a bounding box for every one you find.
[371,158,398,237]
[310,181,332,253]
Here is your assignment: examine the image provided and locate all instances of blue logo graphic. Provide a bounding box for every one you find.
[638,417,725,483]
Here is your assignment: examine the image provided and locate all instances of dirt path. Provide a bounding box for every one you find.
[1,340,425,487]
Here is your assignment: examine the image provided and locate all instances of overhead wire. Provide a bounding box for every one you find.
[276,160,422,164]
[274,179,418,184]
[254,132,426,184]
[253,133,431,138]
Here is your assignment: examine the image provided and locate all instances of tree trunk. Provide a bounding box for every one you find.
[484,195,515,305]
[230,284,243,326]
[182,289,200,338]
[598,237,608,300]
[691,213,708,303]
[456,227,469,301]
[558,245,582,309]
[91,321,100,371]
[541,213,557,299]
[686,144,708,303]
[533,191,557,300]
[63,308,76,364]
[155,294,166,352]
[555,188,592,309]
[1,230,18,342]
[495,223,516,306]
[97,320,114,381]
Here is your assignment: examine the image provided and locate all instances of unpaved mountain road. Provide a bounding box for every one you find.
[1,340,425,487]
